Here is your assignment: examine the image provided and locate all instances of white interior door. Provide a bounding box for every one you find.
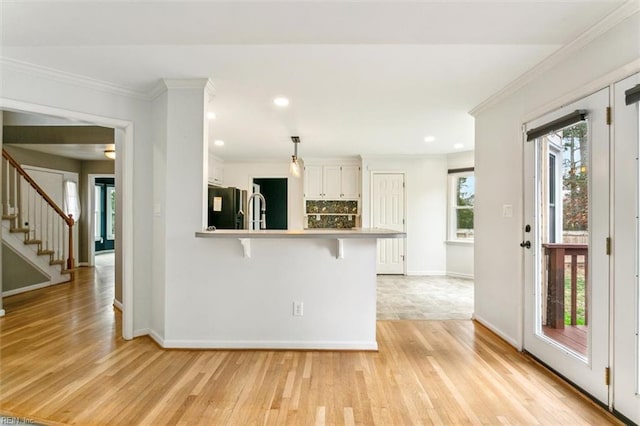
[523,88,610,403]
[613,73,640,424]
[372,173,405,274]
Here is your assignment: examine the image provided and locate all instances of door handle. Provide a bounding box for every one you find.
[520,240,531,249]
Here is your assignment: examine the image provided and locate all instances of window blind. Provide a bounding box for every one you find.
[526,110,588,141]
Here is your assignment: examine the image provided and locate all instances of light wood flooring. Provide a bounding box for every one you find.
[0,264,621,425]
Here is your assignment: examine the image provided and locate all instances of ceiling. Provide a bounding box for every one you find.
[0,1,629,161]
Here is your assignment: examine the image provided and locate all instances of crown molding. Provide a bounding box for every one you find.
[150,78,215,100]
[0,57,150,101]
[470,0,640,117]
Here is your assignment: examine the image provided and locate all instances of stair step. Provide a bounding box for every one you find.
[2,214,17,220]
[10,227,30,234]
[50,259,65,266]
[61,268,77,275]
[25,239,42,245]
[38,249,55,255]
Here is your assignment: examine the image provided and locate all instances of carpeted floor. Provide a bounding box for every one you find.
[376,275,474,320]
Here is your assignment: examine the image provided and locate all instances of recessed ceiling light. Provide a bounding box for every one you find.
[214,140,225,147]
[424,136,436,143]
[207,112,217,120]
[273,97,290,107]
[454,143,464,150]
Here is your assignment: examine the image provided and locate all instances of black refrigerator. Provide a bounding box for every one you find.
[207,186,247,229]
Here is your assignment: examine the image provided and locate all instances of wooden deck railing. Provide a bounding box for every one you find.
[2,148,75,270]
[542,243,587,329]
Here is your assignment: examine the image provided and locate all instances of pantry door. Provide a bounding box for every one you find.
[523,88,610,403]
[372,173,405,274]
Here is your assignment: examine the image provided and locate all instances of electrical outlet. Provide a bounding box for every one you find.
[293,301,304,316]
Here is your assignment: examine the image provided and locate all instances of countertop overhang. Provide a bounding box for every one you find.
[195,228,406,239]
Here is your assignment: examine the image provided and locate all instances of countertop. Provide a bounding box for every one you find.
[195,228,406,239]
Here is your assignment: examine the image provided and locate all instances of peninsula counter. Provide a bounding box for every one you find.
[156,228,404,350]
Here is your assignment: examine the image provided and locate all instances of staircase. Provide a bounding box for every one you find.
[2,149,75,293]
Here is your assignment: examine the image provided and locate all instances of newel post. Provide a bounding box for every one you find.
[67,214,75,270]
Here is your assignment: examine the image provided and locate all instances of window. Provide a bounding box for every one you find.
[63,180,81,221]
[449,170,474,240]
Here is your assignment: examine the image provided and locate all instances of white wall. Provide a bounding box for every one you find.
[361,156,447,275]
[446,151,475,279]
[1,59,154,334]
[223,161,305,230]
[472,11,640,347]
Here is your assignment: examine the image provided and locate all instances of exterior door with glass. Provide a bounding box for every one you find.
[613,73,640,424]
[523,88,610,403]
[94,178,115,252]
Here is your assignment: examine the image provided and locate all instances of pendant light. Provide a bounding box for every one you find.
[290,136,301,178]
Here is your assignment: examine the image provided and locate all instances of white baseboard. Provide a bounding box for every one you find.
[447,272,474,279]
[3,280,52,297]
[147,329,165,346]
[473,314,520,350]
[78,262,89,267]
[113,298,123,311]
[159,339,378,350]
[0,309,5,317]
[133,328,151,338]
[406,270,446,276]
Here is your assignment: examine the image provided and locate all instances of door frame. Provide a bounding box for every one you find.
[88,174,115,265]
[370,171,407,275]
[1,98,135,341]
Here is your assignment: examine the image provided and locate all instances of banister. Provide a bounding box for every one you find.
[2,149,74,227]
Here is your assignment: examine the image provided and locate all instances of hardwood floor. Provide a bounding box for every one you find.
[0,266,620,425]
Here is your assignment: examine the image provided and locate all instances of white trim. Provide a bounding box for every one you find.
[158,339,378,351]
[134,328,152,339]
[2,281,52,297]
[0,58,149,101]
[406,270,447,276]
[113,298,123,312]
[473,315,521,350]
[445,240,474,246]
[0,98,135,342]
[447,272,474,280]
[470,1,640,116]
[522,59,640,124]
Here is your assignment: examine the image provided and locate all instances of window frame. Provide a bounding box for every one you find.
[448,170,475,242]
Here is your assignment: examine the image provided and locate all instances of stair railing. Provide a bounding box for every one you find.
[2,149,75,270]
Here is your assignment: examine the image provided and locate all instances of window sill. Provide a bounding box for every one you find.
[445,240,474,247]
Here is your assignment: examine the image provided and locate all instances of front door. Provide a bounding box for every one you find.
[94,178,115,252]
[523,88,610,403]
[372,173,405,274]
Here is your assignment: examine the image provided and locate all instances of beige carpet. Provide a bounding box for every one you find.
[377,275,474,320]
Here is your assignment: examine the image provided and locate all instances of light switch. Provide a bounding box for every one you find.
[502,204,513,218]
[153,203,162,217]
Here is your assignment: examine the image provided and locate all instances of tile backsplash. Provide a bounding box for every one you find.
[305,200,359,229]
[306,200,358,214]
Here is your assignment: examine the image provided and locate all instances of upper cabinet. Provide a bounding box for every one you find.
[304,164,360,200]
[208,154,224,186]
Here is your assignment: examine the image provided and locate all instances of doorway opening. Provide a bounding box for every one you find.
[252,178,288,230]
[94,177,115,254]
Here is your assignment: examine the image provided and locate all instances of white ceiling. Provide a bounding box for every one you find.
[0,1,628,160]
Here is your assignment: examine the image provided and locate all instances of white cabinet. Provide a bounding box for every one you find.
[304,164,360,199]
[208,155,224,186]
[339,165,360,199]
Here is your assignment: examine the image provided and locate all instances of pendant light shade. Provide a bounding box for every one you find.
[290,136,301,178]
[104,149,116,160]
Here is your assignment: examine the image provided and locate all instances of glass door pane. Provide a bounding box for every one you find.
[537,122,589,359]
